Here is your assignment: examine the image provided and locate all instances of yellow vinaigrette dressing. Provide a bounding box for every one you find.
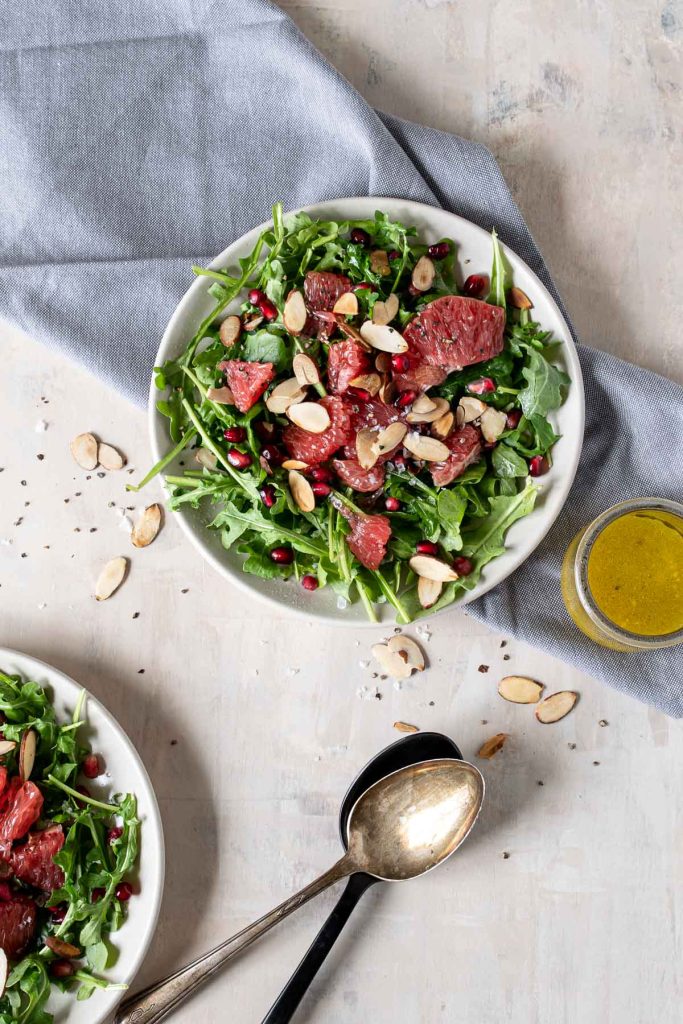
[562,499,683,651]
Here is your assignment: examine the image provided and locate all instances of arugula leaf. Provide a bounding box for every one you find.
[240,329,290,369]
[491,442,529,478]
[519,349,570,417]
[487,229,508,307]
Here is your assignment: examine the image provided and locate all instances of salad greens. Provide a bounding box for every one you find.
[135,203,569,621]
[0,671,139,1023]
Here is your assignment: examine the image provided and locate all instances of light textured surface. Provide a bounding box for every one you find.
[1,1,682,1022]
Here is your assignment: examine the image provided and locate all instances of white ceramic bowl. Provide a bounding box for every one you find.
[150,198,584,624]
[0,648,164,1023]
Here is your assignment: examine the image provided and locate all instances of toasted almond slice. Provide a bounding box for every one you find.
[498,675,544,704]
[459,396,487,423]
[289,470,315,512]
[0,740,17,757]
[266,378,307,414]
[0,949,6,997]
[131,504,162,549]
[372,292,399,325]
[394,721,419,734]
[455,405,465,428]
[333,292,359,316]
[374,421,407,455]
[336,319,367,344]
[283,290,308,335]
[411,394,437,415]
[411,255,436,291]
[404,432,450,462]
[97,443,126,470]
[292,353,321,387]
[282,458,309,470]
[387,635,425,672]
[379,378,398,405]
[432,411,454,438]
[19,730,37,782]
[418,575,443,609]
[477,733,509,759]
[370,249,390,276]
[243,314,264,332]
[480,406,508,443]
[371,642,413,679]
[45,936,81,959]
[535,691,579,724]
[409,554,459,582]
[375,351,392,373]
[195,449,218,470]
[95,556,128,601]
[406,396,450,425]
[219,315,242,347]
[349,373,381,396]
[70,432,98,470]
[360,321,408,353]
[356,427,380,469]
[509,286,533,310]
[286,402,331,434]
[207,386,235,405]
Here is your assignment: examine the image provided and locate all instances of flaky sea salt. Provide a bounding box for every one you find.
[415,624,432,642]
[34,420,48,433]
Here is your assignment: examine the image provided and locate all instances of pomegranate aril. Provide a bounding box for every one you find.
[505,409,522,430]
[395,389,417,409]
[309,466,332,483]
[350,227,371,246]
[354,282,372,291]
[463,274,489,299]
[227,448,252,469]
[452,556,474,576]
[301,575,319,591]
[392,454,408,469]
[270,546,294,565]
[388,249,401,261]
[116,882,134,902]
[385,496,401,512]
[51,960,75,979]
[467,377,496,395]
[391,353,411,373]
[248,288,265,306]
[260,485,276,508]
[408,283,422,297]
[91,888,106,903]
[529,455,550,477]
[82,754,101,779]
[260,444,282,466]
[0,882,13,902]
[108,826,124,845]
[428,241,450,260]
[416,540,439,556]
[348,386,371,402]
[254,420,277,442]
[311,482,331,498]
[259,298,278,321]
[224,426,246,443]
[49,903,67,922]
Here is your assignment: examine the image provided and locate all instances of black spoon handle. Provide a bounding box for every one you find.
[261,873,377,1024]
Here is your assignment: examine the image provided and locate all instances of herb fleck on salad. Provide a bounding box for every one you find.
[0,671,139,1022]
[136,204,569,621]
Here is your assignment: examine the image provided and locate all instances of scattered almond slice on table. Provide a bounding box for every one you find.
[498,675,544,704]
[97,442,126,470]
[394,721,419,734]
[70,432,98,470]
[131,504,162,548]
[477,733,509,759]
[371,635,425,679]
[535,691,579,723]
[95,556,128,601]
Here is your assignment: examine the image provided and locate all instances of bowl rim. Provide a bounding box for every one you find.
[148,196,585,626]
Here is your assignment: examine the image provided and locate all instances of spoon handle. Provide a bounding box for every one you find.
[114,855,353,1024]
[261,873,377,1024]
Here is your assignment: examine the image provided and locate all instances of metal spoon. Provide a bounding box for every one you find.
[262,732,462,1024]
[115,758,484,1024]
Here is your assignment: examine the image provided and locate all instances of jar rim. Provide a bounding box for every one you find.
[573,497,683,650]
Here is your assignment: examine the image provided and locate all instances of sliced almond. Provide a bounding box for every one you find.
[283,290,308,335]
[374,421,407,455]
[0,949,6,997]
[480,406,507,443]
[403,432,450,462]
[292,353,321,387]
[282,458,309,470]
[432,411,454,438]
[19,730,37,782]
[406,396,450,425]
[411,394,437,415]
[409,554,459,582]
[97,443,125,470]
[360,321,408,354]
[349,373,381,397]
[45,936,81,959]
[0,740,17,757]
[219,315,242,347]
[387,635,425,672]
[535,691,579,724]
[207,386,235,405]
[95,556,128,601]
[394,721,419,734]
[418,575,443,609]
[70,432,98,470]
[411,255,435,292]
[371,642,412,679]
[370,249,390,276]
[286,402,331,434]
[131,504,162,549]
[195,449,218,470]
[332,292,359,316]
[509,286,533,310]
[375,351,392,374]
[455,405,466,428]
[372,293,399,325]
[288,470,315,513]
[243,314,264,332]
[459,397,487,423]
[498,676,544,704]
[356,428,381,470]
[336,319,367,345]
[477,733,509,759]
[266,378,306,415]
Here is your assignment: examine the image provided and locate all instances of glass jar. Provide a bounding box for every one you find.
[561,497,683,651]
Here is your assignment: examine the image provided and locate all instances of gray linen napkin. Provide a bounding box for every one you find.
[1,0,681,714]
